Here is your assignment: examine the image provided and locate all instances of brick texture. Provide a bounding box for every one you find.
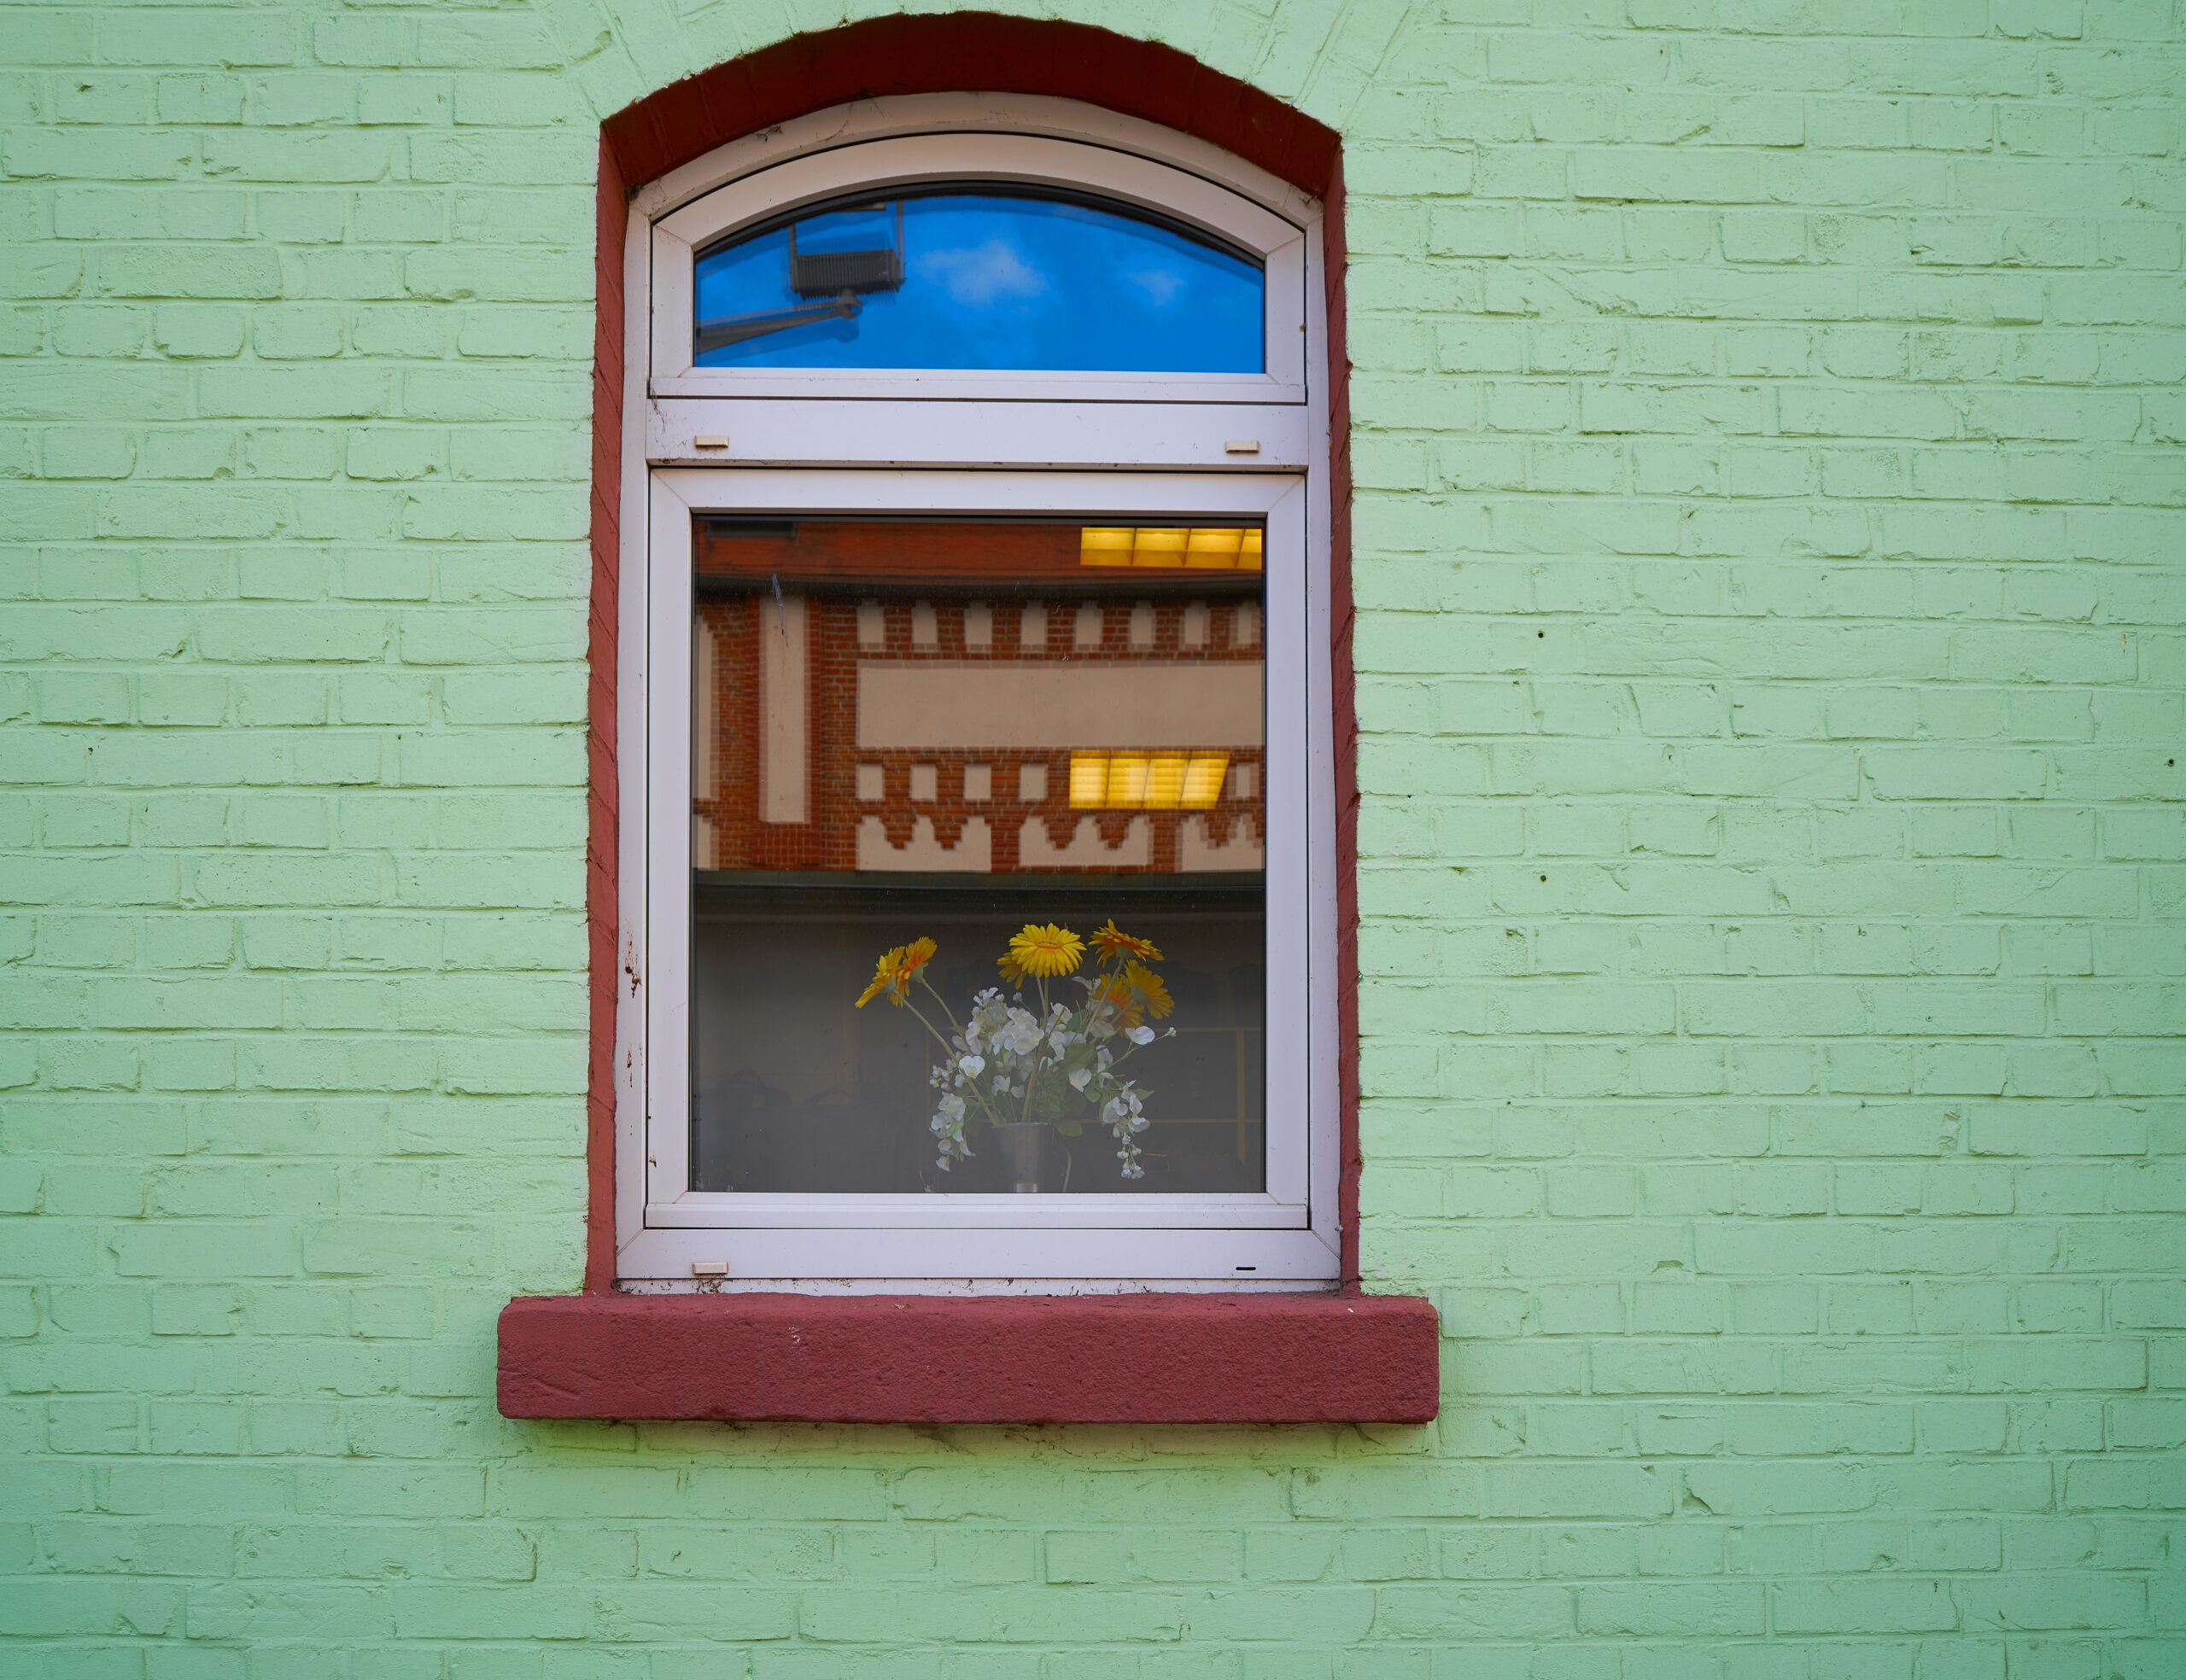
[3,0,2183,1673]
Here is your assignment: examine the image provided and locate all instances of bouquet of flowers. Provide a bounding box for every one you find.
[854,919,1176,1180]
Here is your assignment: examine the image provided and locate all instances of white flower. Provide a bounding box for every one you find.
[1068,1067,1091,1092]
[958,1054,985,1079]
[1126,1025,1154,1046]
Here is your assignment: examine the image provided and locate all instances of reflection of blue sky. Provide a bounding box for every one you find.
[694,194,1264,372]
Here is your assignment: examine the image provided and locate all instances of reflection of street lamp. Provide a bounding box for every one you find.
[696,201,904,354]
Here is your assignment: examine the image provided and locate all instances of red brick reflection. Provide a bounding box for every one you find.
[693,544,1265,876]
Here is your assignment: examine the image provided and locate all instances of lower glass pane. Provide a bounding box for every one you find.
[692,878,1264,1194]
[687,516,1266,1198]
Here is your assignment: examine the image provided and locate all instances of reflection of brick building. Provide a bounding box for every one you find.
[693,523,1266,877]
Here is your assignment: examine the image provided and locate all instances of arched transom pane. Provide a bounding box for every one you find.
[693,186,1266,373]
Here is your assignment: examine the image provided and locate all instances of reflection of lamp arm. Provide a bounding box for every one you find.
[695,290,861,354]
[698,204,904,355]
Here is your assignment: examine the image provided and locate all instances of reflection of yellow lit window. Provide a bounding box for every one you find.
[1131,528,1187,567]
[1078,525,1262,570]
[1079,528,1134,566]
[1068,754,1108,806]
[1185,528,1241,567]
[1069,750,1230,809]
[1179,754,1226,808]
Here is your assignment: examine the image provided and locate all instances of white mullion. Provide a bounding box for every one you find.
[1259,481,1312,1211]
[613,202,657,1268]
[644,399,1311,471]
[647,1193,1304,1230]
[653,468,1289,517]
[649,226,696,383]
[642,476,697,1210]
[1300,211,1341,1262]
[618,1225,1343,1286]
[1263,228,1308,390]
[653,130,1300,282]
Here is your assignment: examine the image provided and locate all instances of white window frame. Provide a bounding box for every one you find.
[618,96,1336,1291]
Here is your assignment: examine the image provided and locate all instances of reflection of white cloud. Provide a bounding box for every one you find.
[916,240,1049,306]
[1124,265,1187,307]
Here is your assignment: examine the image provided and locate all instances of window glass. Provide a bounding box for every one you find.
[690,519,1266,1196]
[693,188,1265,373]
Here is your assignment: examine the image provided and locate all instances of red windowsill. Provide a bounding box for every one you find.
[498,1289,1440,1424]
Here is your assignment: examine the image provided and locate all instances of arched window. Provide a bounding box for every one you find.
[617,96,1335,1290]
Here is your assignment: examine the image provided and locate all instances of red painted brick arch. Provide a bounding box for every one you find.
[600,13,1341,198]
[581,15,1365,1306]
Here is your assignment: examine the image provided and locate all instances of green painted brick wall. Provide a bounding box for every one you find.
[3,0,2183,1671]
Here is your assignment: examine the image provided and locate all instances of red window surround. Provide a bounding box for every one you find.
[498,10,1441,1426]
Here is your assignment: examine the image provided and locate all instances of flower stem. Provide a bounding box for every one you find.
[905,981,1008,1130]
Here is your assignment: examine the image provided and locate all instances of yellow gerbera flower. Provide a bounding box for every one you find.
[1124,960,1173,1019]
[1086,969,1145,1030]
[1007,922,1084,978]
[1089,919,1163,963]
[854,962,896,1008]
[855,936,937,1007]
